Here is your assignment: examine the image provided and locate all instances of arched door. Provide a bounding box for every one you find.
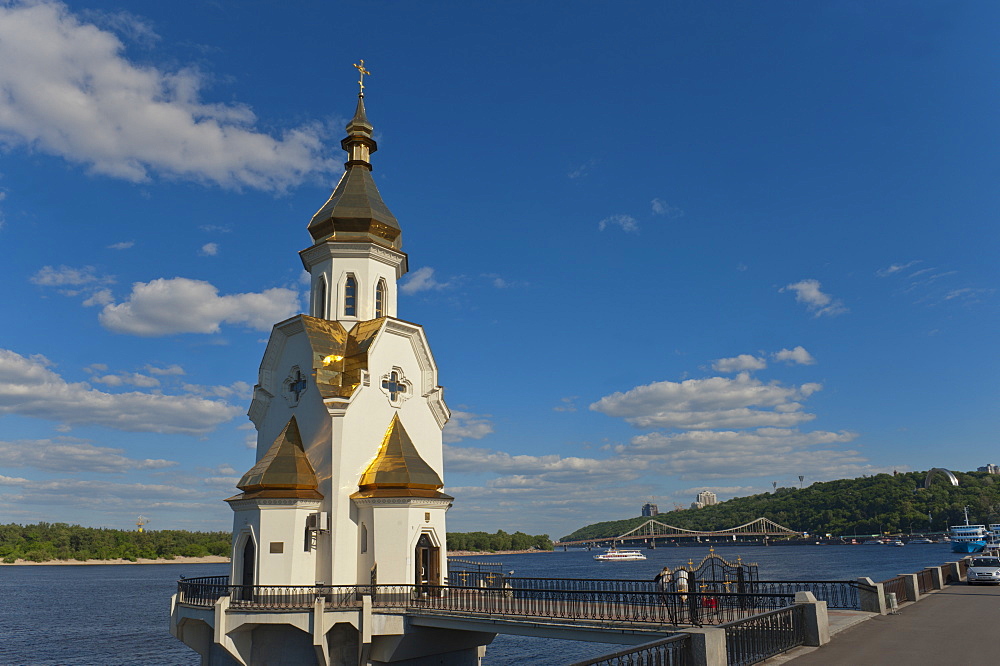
[415,533,441,595]
[239,537,255,600]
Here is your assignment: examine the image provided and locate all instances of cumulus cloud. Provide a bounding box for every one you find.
[400,267,451,295]
[621,428,868,479]
[712,354,766,373]
[92,371,160,388]
[598,214,639,233]
[0,1,335,190]
[0,348,240,434]
[780,279,847,317]
[0,438,176,474]
[443,410,494,443]
[31,265,113,288]
[773,346,816,365]
[107,240,134,250]
[98,277,299,335]
[651,198,684,218]
[589,372,822,430]
[145,364,185,376]
[446,444,645,483]
[200,242,219,256]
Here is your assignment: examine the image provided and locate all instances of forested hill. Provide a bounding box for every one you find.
[561,471,1000,542]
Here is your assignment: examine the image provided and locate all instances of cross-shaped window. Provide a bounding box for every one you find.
[381,371,407,401]
[288,370,307,401]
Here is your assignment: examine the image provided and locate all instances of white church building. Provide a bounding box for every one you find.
[171,81,494,665]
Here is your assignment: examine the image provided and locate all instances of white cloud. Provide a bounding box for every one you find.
[182,380,252,400]
[0,438,176,474]
[553,396,578,412]
[0,348,240,434]
[31,265,112,287]
[400,267,451,295]
[598,214,639,233]
[651,198,684,218]
[621,428,870,479]
[92,371,160,388]
[0,1,335,190]
[590,372,822,430]
[773,346,816,365]
[876,260,921,277]
[99,277,299,335]
[82,289,114,307]
[442,410,494,443]
[200,242,219,256]
[780,279,847,317]
[107,241,134,250]
[446,444,644,483]
[145,364,185,376]
[568,158,598,179]
[712,354,766,373]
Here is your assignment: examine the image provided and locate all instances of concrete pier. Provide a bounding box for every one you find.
[773,581,1000,663]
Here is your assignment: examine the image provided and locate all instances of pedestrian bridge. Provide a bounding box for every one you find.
[557,516,802,546]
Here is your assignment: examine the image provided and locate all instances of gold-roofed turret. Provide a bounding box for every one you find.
[351,414,452,499]
[228,416,322,501]
[307,63,401,249]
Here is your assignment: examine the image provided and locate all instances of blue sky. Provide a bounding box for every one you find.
[0,1,996,539]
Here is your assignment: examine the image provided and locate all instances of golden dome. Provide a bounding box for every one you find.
[352,414,451,499]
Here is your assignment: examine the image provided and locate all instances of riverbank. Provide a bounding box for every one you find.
[1,555,230,566]
[448,549,554,557]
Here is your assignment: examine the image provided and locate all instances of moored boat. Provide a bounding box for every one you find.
[950,507,987,554]
[593,548,647,562]
[908,537,936,545]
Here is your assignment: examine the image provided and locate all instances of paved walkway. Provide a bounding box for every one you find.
[774,583,1000,663]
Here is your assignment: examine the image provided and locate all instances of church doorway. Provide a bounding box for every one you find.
[414,533,439,594]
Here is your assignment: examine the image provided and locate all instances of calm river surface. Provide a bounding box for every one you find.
[0,543,958,665]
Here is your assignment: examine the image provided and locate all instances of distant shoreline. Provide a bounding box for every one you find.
[447,549,553,557]
[1,555,230,566]
[3,551,554,566]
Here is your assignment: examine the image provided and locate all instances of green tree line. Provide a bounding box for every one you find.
[0,523,231,563]
[0,523,554,562]
[447,530,553,552]
[561,471,1000,542]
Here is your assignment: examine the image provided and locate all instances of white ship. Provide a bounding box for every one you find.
[593,548,647,562]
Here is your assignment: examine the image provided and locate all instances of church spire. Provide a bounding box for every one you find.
[306,62,401,249]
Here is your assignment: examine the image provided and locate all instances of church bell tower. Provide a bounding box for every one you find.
[238,70,452,591]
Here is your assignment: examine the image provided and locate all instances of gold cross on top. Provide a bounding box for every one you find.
[353,60,371,95]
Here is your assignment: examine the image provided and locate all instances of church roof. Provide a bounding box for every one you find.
[300,315,383,400]
[307,94,401,249]
[351,414,452,500]
[229,416,322,501]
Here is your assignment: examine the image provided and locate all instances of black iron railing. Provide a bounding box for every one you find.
[569,634,692,666]
[176,577,794,627]
[723,604,805,666]
[725,580,866,609]
[879,575,910,603]
[917,569,935,594]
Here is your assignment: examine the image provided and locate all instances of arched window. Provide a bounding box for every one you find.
[344,275,357,317]
[375,279,386,318]
[315,275,328,319]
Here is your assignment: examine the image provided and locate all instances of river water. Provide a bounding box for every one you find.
[0,543,958,665]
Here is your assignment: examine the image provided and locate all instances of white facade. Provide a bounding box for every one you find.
[168,92,493,666]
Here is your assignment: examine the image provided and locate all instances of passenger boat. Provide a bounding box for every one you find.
[950,508,987,554]
[862,538,885,545]
[908,538,936,545]
[886,539,905,547]
[593,548,647,562]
